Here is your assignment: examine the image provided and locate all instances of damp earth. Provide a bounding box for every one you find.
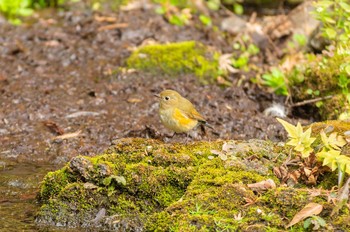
[0,2,313,231]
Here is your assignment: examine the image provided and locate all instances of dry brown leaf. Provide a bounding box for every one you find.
[273,167,282,179]
[222,142,235,153]
[54,130,82,140]
[247,179,276,191]
[210,149,228,161]
[216,76,232,87]
[234,212,243,220]
[43,120,65,135]
[98,23,128,31]
[308,188,322,197]
[243,197,257,207]
[286,203,323,228]
[127,98,142,103]
[304,167,312,177]
[44,40,60,47]
[306,174,316,185]
[331,177,350,217]
[94,15,117,22]
[219,54,239,74]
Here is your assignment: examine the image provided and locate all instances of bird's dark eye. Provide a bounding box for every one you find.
[164,96,170,101]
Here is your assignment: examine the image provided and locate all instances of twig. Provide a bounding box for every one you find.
[291,95,334,107]
[98,23,128,31]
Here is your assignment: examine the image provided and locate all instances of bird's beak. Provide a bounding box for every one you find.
[154,94,160,98]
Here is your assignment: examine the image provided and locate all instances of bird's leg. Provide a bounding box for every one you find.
[184,133,191,143]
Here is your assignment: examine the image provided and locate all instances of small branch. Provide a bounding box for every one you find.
[291,95,334,107]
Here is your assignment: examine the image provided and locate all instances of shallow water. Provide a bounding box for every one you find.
[0,161,56,231]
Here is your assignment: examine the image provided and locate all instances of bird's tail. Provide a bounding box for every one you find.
[199,121,214,135]
[203,121,214,130]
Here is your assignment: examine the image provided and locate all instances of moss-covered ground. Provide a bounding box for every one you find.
[126,41,220,83]
[36,132,350,231]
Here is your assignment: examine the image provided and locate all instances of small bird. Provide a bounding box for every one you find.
[155,89,211,134]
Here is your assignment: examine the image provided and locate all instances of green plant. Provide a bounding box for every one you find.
[153,0,244,27]
[221,0,243,15]
[153,0,196,26]
[312,0,350,43]
[0,0,33,24]
[277,118,348,187]
[287,33,307,51]
[262,68,288,96]
[231,40,260,72]
[0,0,67,24]
[303,215,326,230]
[189,203,216,216]
[312,0,350,103]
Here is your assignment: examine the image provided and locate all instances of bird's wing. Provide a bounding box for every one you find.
[173,108,197,126]
[178,97,206,122]
[187,108,206,122]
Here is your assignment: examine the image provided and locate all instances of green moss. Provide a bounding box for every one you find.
[36,138,350,230]
[109,193,141,214]
[126,41,220,83]
[39,167,70,202]
[261,187,309,218]
[288,53,350,119]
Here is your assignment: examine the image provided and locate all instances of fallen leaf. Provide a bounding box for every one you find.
[247,179,276,191]
[54,130,82,140]
[222,142,235,153]
[331,177,350,217]
[127,97,142,103]
[243,197,257,207]
[273,167,282,179]
[43,120,65,135]
[94,15,117,22]
[308,188,322,197]
[289,170,301,184]
[216,76,232,87]
[84,182,98,189]
[286,203,323,228]
[44,40,60,47]
[219,53,239,74]
[234,212,243,221]
[306,174,316,185]
[66,111,101,118]
[98,23,128,31]
[304,167,312,177]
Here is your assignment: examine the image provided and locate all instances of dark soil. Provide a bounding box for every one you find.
[0,2,310,231]
[0,6,294,164]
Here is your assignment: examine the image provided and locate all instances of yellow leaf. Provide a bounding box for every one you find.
[331,160,338,171]
[287,138,299,146]
[346,164,350,174]
[295,144,304,152]
[277,118,315,157]
[301,147,313,158]
[277,118,298,138]
[320,130,346,150]
[320,130,328,147]
[296,122,304,137]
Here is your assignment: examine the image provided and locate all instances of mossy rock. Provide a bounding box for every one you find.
[36,137,350,231]
[126,41,220,83]
[288,52,350,120]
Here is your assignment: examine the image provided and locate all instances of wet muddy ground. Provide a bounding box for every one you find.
[0,3,311,231]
